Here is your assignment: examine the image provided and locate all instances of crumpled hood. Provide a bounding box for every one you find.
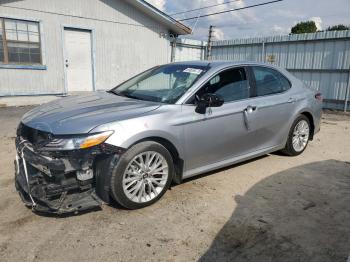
[22,92,161,135]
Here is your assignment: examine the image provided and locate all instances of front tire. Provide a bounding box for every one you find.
[110,141,174,209]
[282,115,311,156]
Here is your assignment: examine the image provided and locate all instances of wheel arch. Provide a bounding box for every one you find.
[300,111,315,140]
[95,135,184,204]
[128,136,184,184]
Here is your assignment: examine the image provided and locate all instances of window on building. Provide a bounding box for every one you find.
[0,18,42,64]
[252,66,291,96]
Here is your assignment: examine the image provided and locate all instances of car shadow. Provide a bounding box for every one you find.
[199,159,350,262]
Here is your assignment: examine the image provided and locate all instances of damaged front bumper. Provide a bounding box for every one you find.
[14,137,121,215]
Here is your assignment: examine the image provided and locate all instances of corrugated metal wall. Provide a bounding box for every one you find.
[0,0,172,96]
[176,31,350,110]
[211,31,350,110]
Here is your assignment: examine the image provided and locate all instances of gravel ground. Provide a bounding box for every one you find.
[0,106,349,262]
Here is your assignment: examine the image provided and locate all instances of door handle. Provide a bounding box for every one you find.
[245,105,257,113]
[243,109,250,130]
[287,98,296,103]
[243,106,256,130]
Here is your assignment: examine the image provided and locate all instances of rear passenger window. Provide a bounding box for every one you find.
[197,67,250,102]
[252,66,291,96]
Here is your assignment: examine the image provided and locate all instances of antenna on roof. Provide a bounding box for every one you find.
[190,0,203,35]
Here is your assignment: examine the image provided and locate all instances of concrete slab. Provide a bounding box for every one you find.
[0,109,349,261]
[0,92,91,107]
[0,96,62,107]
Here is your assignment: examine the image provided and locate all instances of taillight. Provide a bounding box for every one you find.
[315,92,323,102]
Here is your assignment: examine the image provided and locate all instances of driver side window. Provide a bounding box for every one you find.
[196,67,250,103]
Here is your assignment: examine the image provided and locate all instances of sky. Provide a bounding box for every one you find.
[146,0,350,40]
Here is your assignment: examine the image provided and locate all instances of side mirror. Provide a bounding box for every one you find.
[195,93,224,114]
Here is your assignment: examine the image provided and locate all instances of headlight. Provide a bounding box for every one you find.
[43,131,114,151]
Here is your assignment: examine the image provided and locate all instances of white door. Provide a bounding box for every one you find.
[64,28,93,92]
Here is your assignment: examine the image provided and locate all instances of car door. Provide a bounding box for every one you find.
[181,67,261,175]
[242,66,295,150]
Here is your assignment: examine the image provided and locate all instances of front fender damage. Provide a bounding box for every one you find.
[15,138,123,215]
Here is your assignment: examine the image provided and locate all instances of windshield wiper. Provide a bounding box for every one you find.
[109,90,147,101]
[122,93,148,101]
[107,90,120,96]
[107,90,135,99]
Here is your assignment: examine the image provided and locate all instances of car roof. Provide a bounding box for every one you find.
[171,60,279,70]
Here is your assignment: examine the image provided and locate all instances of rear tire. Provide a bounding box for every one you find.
[110,141,174,209]
[282,115,311,156]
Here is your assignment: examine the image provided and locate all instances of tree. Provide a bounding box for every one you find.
[327,24,349,31]
[291,21,317,34]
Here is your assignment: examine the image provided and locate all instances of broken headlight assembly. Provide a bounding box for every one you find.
[42,131,114,151]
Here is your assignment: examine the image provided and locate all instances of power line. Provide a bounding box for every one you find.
[170,0,244,16]
[179,0,284,21]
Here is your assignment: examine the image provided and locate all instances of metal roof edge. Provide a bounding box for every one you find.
[128,0,192,35]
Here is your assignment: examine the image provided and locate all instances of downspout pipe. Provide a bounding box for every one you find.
[344,68,350,112]
[170,34,178,63]
[262,41,266,62]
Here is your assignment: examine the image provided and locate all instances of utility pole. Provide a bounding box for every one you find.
[206,25,215,60]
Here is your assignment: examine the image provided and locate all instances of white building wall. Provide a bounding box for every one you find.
[0,0,172,96]
[175,39,206,62]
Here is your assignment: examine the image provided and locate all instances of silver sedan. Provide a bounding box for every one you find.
[15,61,322,213]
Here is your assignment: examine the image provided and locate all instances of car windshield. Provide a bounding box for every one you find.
[110,64,209,104]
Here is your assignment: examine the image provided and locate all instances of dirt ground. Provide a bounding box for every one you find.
[0,106,349,262]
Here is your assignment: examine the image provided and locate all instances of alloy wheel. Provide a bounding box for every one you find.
[292,119,310,152]
[122,151,169,203]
